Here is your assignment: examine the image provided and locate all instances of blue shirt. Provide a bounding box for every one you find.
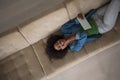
[61,10,102,51]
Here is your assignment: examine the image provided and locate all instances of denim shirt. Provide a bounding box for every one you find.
[61,9,102,51]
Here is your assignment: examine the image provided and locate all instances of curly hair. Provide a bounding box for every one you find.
[46,35,69,59]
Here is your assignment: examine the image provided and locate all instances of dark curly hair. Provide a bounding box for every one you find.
[46,35,69,59]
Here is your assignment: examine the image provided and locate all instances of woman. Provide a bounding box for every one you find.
[46,0,120,59]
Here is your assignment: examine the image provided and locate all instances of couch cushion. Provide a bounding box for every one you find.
[0,30,29,60]
[32,40,87,79]
[18,4,69,44]
[65,0,110,19]
[32,15,120,79]
[0,46,45,80]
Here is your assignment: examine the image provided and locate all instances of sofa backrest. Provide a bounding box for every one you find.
[0,0,109,60]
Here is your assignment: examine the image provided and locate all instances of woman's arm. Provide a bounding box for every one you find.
[65,34,76,45]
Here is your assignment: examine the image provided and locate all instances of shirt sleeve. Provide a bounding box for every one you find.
[86,34,102,43]
[70,32,87,51]
[61,18,81,37]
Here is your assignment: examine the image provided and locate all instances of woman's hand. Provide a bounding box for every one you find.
[78,13,84,19]
[65,34,76,45]
[54,34,76,51]
[54,39,68,50]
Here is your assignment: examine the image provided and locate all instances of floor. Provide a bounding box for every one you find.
[50,43,120,80]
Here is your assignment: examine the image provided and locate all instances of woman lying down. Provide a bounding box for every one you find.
[46,0,120,59]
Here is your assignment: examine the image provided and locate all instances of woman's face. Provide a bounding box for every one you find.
[54,39,68,51]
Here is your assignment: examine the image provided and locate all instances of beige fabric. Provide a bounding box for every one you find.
[0,46,45,80]
[65,0,110,19]
[19,4,69,44]
[32,40,87,79]
[0,30,29,60]
[0,0,65,33]
[49,43,120,80]
[32,15,120,79]
[0,0,119,80]
[18,0,110,45]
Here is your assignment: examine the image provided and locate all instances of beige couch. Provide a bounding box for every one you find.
[1,0,120,80]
